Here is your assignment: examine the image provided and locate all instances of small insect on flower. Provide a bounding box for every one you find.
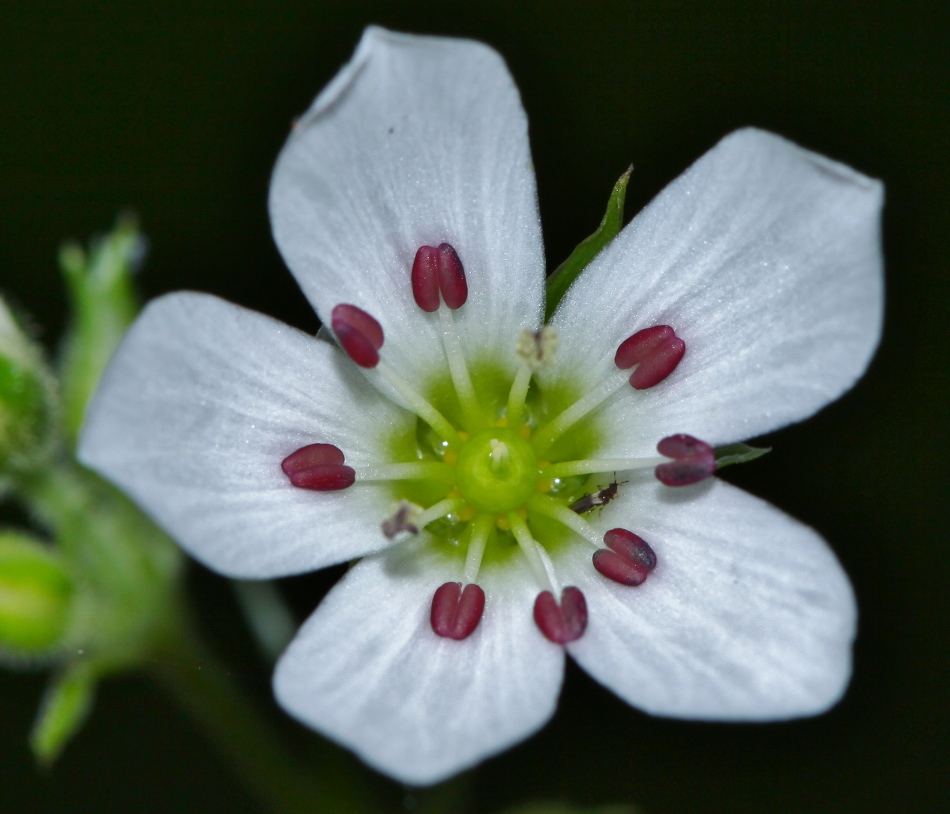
[569,475,627,515]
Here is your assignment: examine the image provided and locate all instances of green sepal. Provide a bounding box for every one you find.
[59,215,142,446]
[544,166,632,321]
[0,532,74,657]
[0,298,56,479]
[714,442,771,470]
[29,659,97,766]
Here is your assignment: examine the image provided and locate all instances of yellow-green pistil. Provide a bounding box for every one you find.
[455,428,538,513]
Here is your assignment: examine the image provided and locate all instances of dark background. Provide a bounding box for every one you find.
[1,1,947,812]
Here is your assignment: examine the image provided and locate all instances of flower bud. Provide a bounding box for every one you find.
[0,298,56,478]
[0,532,74,657]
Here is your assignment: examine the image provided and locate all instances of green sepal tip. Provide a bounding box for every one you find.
[58,215,143,447]
[714,442,772,470]
[29,659,97,767]
[544,166,632,321]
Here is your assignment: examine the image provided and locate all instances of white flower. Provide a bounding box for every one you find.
[78,27,883,786]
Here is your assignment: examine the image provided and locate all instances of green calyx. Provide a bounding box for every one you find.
[456,428,538,512]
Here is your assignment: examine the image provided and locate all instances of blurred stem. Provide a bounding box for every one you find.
[152,628,375,814]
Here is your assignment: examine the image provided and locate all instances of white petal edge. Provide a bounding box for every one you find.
[78,292,415,579]
[560,476,856,719]
[269,26,545,385]
[549,128,884,455]
[273,539,564,785]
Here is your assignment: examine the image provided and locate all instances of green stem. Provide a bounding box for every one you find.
[151,629,376,814]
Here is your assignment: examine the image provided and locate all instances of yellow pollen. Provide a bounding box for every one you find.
[495,417,507,427]
[518,425,532,439]
[443,449,459,466]
[495,515,510,531]
[458,504,477,521]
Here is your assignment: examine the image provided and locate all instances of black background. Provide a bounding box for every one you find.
[1,1,947,812]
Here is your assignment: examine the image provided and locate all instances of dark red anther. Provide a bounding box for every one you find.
[533,587,588,644]
[437,243,468,309]
[593,528,658,586]
[331,304,384,368]
[411,246,440,312]
[281,443,355,491]
[614,325,685,389]
[655,434,715,487]
[430,582,486,640]
[410,243,468,311]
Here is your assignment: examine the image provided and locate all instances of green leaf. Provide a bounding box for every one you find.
[545,167,632,321]
[714,442,771,470]
[30,660,97,766]
[59,215,143,446]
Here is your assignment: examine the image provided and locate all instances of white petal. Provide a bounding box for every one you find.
[79,292,414,578]
[561,477,856,719]
[273,539,564,785]
[270,28,544,384]
[550,129,883,454]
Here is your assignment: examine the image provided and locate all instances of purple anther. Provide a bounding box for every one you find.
[431,582,486,640]
[655,433,715,487]
[593,528,657,586]
[281,443,355,491]
[331,304,384,368]
[533,587,588,644]
[411,246,440,312]
[437,243,468,309]
[614,325,685,389]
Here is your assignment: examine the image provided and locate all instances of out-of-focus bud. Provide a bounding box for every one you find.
[0,532,74,657]
[59,215,143,445]
[0,298,56,479]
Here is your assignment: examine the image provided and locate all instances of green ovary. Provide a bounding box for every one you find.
[455,428,537,512]
[384,358,605,567]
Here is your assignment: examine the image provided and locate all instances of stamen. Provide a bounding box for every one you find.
[411,246,440,312]
[437,243,468,309]
[355,462,454,482]
[532,367,630,456]
[507,327,559,429]
[382,501,423,539]
[541,456,665,479]
[614,325,685,389]
[593,528,657,586]
[281,443,355,491]
[438,305,481,426]
[417,497,465,529]
[375,361,461,446]
[332,304,384,368]
[507,511,554,591]
[463,514,494,584]
[505,364,533,429]
[533,587,588,644]
[528,495,601,547]
[430,582,485,640]
[655,434,715,486]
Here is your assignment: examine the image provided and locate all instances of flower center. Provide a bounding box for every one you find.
[455,428,538,513]
[282,242,714,645]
